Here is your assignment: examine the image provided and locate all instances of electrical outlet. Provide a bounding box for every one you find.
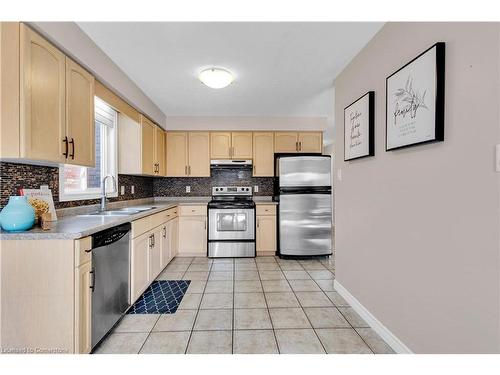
[186,186,191,193]
[120,186,125,195]
[254,185,259,193]
[131,185,135,194]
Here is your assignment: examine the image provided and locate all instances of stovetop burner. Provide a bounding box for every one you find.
[208,186,255,209]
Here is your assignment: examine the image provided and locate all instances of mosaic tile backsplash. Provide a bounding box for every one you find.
[0,162,274,209]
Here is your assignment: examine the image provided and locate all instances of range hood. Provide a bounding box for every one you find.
[210,159,252,169]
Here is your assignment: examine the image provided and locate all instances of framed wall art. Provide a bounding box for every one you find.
[386,42,445,151]
[344,91,375,161]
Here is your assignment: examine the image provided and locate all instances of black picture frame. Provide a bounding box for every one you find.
[344,91,375,161]
[385,42,445,151]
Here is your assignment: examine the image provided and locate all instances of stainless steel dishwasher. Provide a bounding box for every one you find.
[90,223,131,349]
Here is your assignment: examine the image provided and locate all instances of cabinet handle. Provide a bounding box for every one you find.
[69,138,75,159]
[152,234,155,247]
[299,142,302,151]
[163,227,167,238]
[185,165,188,175]
[188,165,191,175]
[62,136,69,157]
[257,218,259,228]
[295,141,298,151]
[89,267,95,293]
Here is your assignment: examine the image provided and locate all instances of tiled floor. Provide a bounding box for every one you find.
[94,256,394,354]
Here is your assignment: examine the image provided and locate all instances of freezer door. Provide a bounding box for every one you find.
[279,193,332,256]
[278,156,331,187]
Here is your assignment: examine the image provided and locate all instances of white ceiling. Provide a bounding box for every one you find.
[78,22,382,117]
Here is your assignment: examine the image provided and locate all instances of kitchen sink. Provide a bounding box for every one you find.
[79,210,140,217]
[117,206,157,212]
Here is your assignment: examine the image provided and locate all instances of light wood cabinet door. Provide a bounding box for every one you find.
[253,132,274,176]
[210,132,231,159]
[231,132,253,159]
[178,216,207,256]
[170,217,179,258]
[141,116,155,175]
[131,232,151,302]
[65,58,95,167]
[75,260,92,354]
[149,228,162,281]
[274,132,299,153]
[20,24,66,163]
[256,215,277,254]
[298,132,322,153]
[155,126,166,176]
[160,223,171,269]
[188,132,210,177]
[166,132,188,176]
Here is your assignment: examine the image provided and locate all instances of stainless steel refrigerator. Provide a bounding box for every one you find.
[276,155,332,257]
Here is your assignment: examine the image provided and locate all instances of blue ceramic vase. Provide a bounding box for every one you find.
[0,196,35,232]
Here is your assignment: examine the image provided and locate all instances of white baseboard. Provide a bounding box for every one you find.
[334,280,413,354]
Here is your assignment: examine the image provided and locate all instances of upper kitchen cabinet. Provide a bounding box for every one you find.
[231,132,253,159]
[155,125,166,176]
[166,131,210,177]
[274,131,323,153]
[140,115,165,176]
[65,58,95,167]
[210,132,231,159]
[188,132,210,177]
[19,23,66,163]
[1,23,96,167]
[252,132,274,177]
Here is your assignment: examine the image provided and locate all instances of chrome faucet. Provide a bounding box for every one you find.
[101,175,117,212]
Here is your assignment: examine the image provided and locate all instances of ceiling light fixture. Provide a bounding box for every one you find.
[198,67,234,89]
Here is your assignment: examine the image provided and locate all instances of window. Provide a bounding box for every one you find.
[59,97,118,201]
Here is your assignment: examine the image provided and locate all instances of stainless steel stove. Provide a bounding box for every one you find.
[208,186,256,258]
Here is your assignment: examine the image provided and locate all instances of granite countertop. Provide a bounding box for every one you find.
[0,198,210,241]
[0,196,276,240]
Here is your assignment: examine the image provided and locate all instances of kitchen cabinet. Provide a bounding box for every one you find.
[166,131,210,177]
[131,231,151,302]
[188,132,210,177]
[256,205,277,256]
[160,223,171,269]
[65,57,95,167]
[75,259,92,354]
[149,227,162,281]
[210,131,252,159]
[170,217,179,258]
[141,115,156,175]
[252,132,274,177]
[155,126,166,176]
[274,131,323,153]
[178,205,207,256]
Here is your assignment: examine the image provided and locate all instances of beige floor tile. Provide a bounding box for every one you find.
[170,257,194,264]
[211,263,234,272]
[325,292,349,307]
[200,293,233,309]
[113,314,160,333]
[234,292,267,308]
[209,271,234,281]
[94,332,148,354]
[234,270,260,280]
[156,271,185,280]
[139,331,191,354]
[289,279,321,292]
[316,328,372,354]
[177,293,202,310]
[269,308,311,329]
[187,263,212,272]
[301,263,327,270]
[187,331,232,354]
[205,280,233,294]
[191,257,213,265]
[258,270,285,280]
[315,279,335,292]
[185,280,207,294]
[213,258,234,264]
[275,329,325,354]
[265,292,300,308]
[235,258,256,264]
[278,263,304,271]
[166,263,190,272]
[234,263,258,271]
[262,280,292,292]
[255,256,277,263]
[234,280,262,293]
[295,292,333,307]
[182,271,209,281]
[307,270,334,280]
[234,308,272,330]
[304,307,350,328]
[283,270,311,280]
[257,263,281,271]
[153,310,197,332]
[194,309,232,331]
[233,330,279,354]
[355,328,395,354]
[338,307,370,328]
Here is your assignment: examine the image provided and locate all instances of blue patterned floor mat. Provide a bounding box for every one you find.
[128,280,191,314]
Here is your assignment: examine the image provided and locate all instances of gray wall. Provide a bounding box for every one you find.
[334,22,500,353]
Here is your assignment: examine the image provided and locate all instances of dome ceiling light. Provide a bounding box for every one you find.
[198,67,234,89]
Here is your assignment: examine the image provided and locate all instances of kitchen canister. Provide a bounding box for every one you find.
[0,196,36,232]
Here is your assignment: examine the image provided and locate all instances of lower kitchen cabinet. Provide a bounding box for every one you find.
[131,231,151,302]
[149,227,163,282]
[75,260,92,354]
[256,204,277,256]
[178,207,207,256]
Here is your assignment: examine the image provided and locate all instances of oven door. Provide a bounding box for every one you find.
[208,208,255,240]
